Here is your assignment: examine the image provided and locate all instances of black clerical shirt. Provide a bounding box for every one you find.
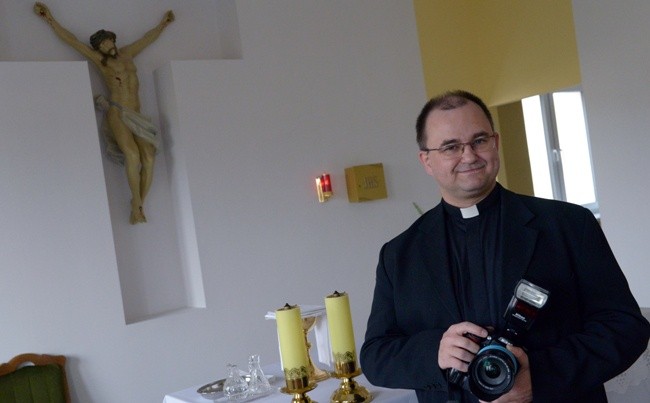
[442,185,504,330]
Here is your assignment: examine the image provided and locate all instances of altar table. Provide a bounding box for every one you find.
[164,347,650,403]
[162,363,417,403]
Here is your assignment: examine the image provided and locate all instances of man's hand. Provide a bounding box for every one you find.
[34,2,52,20]
[438,322,488,372]
[480,345,532,403]
[162,10,175,26]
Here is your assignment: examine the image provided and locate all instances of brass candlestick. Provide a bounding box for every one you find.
[281,371,318,403]
[330,359,372,403]
[281,383,318,403]
[302,316,330,382]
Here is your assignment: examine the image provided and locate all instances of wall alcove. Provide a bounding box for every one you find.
[99,106,206,324]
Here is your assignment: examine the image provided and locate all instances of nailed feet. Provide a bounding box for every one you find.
[130,201,147,224]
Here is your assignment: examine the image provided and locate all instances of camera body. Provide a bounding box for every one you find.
[447,280,549,402]
[448,330,519,401]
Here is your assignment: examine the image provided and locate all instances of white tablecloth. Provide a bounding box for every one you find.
[163,363,417,403]
[164,345,650,403]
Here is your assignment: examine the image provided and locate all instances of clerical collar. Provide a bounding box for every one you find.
[442,184,502,220]
[460,205,479,218]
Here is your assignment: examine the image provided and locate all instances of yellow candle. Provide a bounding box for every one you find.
[275,304,309,374]
[325,291,356,359]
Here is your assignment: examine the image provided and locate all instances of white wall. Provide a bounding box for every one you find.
[3,1,647,402]
[0,1,430,402]
[572,0,650,306]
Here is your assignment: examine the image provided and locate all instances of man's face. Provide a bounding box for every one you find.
[418,101,500,207]
[98,38,117,57]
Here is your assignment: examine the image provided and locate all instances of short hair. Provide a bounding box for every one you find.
[415,90,494,150]
[90,29,117,50]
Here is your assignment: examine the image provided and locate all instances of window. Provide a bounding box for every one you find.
[521,89,599,216]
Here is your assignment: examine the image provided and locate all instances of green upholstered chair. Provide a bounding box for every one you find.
[0,353,70,403]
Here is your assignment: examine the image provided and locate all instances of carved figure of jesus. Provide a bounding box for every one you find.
[34,2,175,224]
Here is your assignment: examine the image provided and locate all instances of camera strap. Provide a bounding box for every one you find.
[446,377,462,402]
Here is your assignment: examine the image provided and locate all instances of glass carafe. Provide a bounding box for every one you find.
[223,363,248,400]
[247,354,272,395]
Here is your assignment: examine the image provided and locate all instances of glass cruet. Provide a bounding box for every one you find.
[247,354,272,395]
[223,363,248,400]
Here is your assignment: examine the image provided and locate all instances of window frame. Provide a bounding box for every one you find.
[527,87,600,217]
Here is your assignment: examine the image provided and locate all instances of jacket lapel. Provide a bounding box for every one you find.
[499,189,538,310]
[418,205,463,321]
[417,190,539,323]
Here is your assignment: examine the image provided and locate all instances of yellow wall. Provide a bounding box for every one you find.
[496,101,534,195]
[413,0,581,106]
[413,1,482,98]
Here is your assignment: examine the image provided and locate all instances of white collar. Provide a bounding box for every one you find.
[460,204,479,219]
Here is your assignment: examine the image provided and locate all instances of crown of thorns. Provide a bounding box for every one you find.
[90,29,117,50]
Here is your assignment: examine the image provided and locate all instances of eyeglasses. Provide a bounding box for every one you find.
[421,134,496,158]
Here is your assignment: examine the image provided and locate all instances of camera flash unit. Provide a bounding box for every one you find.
[515,280,549,309]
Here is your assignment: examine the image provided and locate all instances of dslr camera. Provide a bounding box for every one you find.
[447,280,549,402]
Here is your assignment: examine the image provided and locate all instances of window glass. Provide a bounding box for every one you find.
[521,90,598,213]
[522,96,553,199]
[552,92,597,206]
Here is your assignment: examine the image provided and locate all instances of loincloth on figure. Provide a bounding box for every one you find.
[94,94,161,166]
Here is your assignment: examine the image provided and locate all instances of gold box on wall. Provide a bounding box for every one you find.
[345,163,388,203]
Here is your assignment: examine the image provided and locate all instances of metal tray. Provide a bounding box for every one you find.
[197,375,277,401]
[197,378,226,399]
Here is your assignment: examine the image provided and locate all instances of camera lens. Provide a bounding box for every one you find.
[478,358,505,385]
[468,344,518,401]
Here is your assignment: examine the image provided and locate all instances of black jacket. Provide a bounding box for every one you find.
[360,186,649,402]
